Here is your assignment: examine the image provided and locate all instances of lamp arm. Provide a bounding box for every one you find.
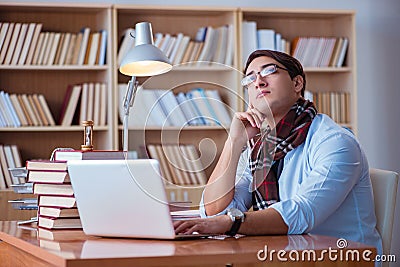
[122,76,138,151]
[123,76,138,116]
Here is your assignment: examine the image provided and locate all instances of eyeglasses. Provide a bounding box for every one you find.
[241,64,289,87]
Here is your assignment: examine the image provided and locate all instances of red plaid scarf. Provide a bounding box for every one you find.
[250,98,317,210]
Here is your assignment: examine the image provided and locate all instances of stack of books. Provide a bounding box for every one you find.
[26,160,82,230]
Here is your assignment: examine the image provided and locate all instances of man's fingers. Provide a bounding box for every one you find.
[250,108,264,121]
[174,220,196,234]
[235,112,256,128]
[249,108,265,128]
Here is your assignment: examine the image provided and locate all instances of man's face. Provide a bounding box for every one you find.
[245,56,302,119]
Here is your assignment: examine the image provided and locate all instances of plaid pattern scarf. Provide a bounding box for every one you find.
[250,98,317,210]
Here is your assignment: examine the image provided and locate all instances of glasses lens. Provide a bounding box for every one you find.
[260,65,277,77]
[241,75,255,86]
[242,65,279,86]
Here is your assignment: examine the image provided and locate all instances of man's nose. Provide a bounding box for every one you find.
[255,73,267,87]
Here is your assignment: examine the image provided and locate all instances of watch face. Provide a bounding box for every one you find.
[228,208,244,220]
[225,208,245,236]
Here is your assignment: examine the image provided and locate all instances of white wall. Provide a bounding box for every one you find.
[9,0,400,265]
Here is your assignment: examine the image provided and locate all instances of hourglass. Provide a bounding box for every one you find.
[81,120,94,151]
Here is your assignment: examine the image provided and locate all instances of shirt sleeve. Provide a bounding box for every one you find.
[270,132,363,234]
[199,148,253,218]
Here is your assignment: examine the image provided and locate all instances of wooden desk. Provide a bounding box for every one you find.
[0,221,375,267]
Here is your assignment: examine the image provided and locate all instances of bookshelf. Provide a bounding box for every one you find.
[0,3,115,219]
[113,6,242,204]
[0,3,115,162]
[0,3,357,214]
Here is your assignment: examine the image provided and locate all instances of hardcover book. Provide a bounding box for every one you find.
[33,183,74,196]
[39,206,79,218]
[28,170,69,183]
[26,160,68,171]
[25,23,43,65]
[38,216,82,229]
[53,150,127,161]
[38,195,77,208]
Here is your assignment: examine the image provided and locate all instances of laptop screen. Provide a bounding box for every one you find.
[67,159,177,239]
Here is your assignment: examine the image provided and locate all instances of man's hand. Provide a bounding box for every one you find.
[173,215,232,235]
[229,105,265,146]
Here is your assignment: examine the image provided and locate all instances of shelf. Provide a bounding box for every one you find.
[239,8,355,18]
[0,65,109,71]
[0,126,109,132]
[304,67,351,73]
[171,64,236,72]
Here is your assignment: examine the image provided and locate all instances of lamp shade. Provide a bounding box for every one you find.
[119,22,172,77]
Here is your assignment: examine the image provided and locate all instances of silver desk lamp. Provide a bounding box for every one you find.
[119,22,172,151]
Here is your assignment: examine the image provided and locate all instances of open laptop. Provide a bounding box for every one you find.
[67,159,208,239]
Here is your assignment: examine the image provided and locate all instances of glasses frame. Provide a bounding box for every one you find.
[241,63,288,87]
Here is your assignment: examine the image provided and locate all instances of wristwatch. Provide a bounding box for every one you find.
[225,208,245,236]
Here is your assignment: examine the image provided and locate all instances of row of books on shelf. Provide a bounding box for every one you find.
[241,20,349,68]
[304,90,350,124]
[0,82,107,128]
[0,22,107,66]
[119,85,233,128]
[242,21,291,66]
[118,24,234,67]
[292,37,349,68]
[59,82,108,126]
[146,144,207,186]
[0,90,55,127]
[0,144,23,189]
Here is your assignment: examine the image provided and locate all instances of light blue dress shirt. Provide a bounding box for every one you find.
[199,114,382,254]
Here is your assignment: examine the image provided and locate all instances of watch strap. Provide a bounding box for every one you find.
[225,218,242,236]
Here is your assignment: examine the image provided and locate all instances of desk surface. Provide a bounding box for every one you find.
[0,221,375,267]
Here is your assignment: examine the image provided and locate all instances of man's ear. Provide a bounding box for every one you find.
[293,75,303,93]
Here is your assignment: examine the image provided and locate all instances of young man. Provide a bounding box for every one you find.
[174,50,382,252]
